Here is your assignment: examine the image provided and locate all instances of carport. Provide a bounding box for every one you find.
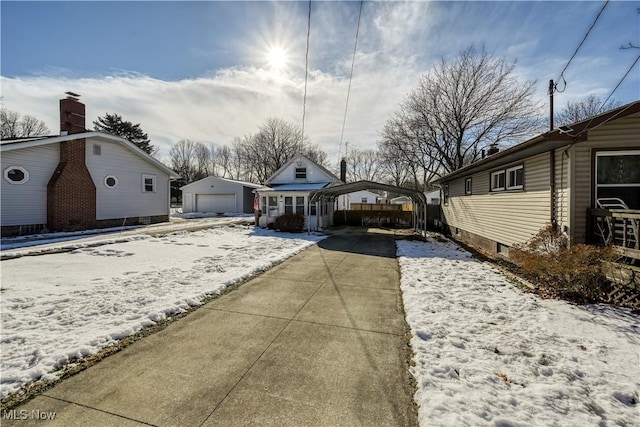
[308,180,428,235]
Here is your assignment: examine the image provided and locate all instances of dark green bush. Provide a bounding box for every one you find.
[511,225,618,302]
[274,213,304,233]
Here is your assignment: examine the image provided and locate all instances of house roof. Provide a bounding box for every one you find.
[265,153,341,185]
[262,182,332,191]
[179,176,261,191]
[1,131,180,179]
[434,100,640,184]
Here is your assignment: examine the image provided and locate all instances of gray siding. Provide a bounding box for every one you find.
[1,144,60,226]
[442,152,552,248]
[86,139,170,220]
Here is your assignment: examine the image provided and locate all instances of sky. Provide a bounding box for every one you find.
[2,1,639,167]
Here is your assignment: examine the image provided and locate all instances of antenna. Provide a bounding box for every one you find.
[65,91,81,101]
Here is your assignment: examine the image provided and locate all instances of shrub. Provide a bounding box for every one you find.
[511,225,617,302]
[273,213,304,233]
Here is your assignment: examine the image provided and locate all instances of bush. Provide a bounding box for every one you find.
[273,213,305,233]
[511,225,617,302]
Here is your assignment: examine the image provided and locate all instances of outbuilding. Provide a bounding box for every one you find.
[180,176,261,214]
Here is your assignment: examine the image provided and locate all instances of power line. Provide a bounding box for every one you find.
[554,0,609,91]
[301,0,311,142]
[338,0,364,162]
[599,54,640,112]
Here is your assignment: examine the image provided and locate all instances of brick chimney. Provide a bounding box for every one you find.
[47,94,97,231]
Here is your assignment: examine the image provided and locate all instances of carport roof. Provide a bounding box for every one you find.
[309,180,426,204]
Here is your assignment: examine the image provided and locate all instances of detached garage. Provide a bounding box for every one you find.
[181,176,261,214]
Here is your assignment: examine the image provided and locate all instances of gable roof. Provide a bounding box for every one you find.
[434,100,640,184]
[1,131,179,179]
[179,176,261,191]
[265,153,341,185]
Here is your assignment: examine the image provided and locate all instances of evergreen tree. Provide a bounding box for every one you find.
[93,113,154,154]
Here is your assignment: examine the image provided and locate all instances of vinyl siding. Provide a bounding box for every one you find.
[1,144,60,226]
[571,111,640,243]
[180,177,257,213]
[442,152,551,247]
[86,139,170,220]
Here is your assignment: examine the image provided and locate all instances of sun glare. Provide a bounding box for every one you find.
[266,46,288,71]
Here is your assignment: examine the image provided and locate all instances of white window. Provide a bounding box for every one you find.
[595,150,640,209]
[142,174,156,192]
[3,166,29,184]
[104,175,118,188]
[268,196,278,217]
[490,170,505,191]
[295,167,307,179]
[285,196,294,214]
[465,178,472,195]
[506,165,524,190]
[362,197,368,203]
[296,196,305,215]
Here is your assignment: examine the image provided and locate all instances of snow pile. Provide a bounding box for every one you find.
[397,236,639,426]
[0,226,325,398]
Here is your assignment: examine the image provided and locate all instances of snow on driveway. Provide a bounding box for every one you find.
[0,226,325,399]
[397,236,639,427]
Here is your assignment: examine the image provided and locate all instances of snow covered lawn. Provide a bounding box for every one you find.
[398,236,639,426]
[1,226,325,399]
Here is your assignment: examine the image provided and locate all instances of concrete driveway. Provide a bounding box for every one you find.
[5,228,418,426]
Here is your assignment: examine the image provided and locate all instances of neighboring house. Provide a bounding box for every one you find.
[1,95,179,236]
[425,190,440,205]
[435,100,640,258]
[180,176,261,214]
[390,195,411,205]
[336,190,381,210]
[257,153,342,229]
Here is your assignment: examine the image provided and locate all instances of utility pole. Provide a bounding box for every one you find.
[548,79,554,131]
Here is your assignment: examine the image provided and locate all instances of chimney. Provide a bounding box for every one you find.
[60,92,85,134]
[48,93,96,231]
[487,143,499,156]
[340,158,347,183]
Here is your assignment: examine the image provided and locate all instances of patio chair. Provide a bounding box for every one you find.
[596,198,639,249]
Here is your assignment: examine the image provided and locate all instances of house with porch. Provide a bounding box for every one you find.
[434,100,639,260]
[257,153,342,230]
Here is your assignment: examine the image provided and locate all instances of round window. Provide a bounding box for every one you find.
[104,176,118,188]
[3,166,29,184]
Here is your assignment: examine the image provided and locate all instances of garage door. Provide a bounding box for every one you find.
[196,194,236,213]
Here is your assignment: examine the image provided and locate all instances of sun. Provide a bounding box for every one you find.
[266,46,288,72]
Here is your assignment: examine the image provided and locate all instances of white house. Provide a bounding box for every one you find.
[1,96,179,236]
[336,190,381,210]
[257,153,342,230]
[180,176,261,214]
[425,190,440,205]
[390,195,411,205]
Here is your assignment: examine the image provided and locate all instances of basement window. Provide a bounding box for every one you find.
[104,175,118,188]
[142,174,156,193]
[4,166,29,184]
[497,242,510,256]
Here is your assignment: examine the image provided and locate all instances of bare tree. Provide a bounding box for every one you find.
[344,148,382,182]
[1,108,50,139]
[383,46,541,178]
[236,118,326,183]
[555,95,622,126]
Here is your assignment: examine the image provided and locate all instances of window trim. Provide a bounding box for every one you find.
[142,174,156,193]
[4,166,29,184]
[506,165,524,190]
[464,177,472,195]
[490,170,506,192]
[104,175,118,189]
